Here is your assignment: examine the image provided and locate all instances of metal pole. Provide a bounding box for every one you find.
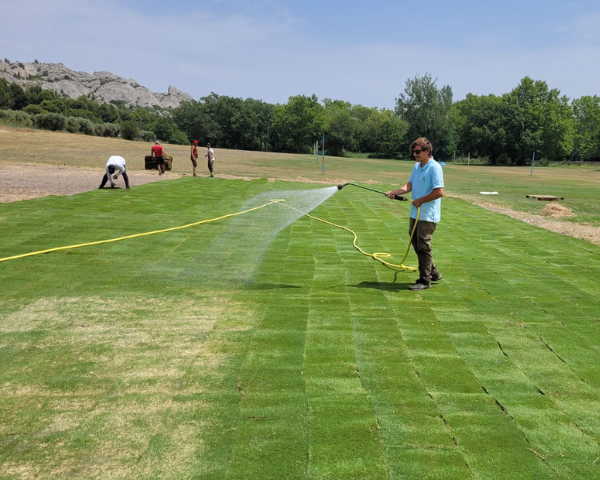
[530,151,535,175]
[322,134,325,173]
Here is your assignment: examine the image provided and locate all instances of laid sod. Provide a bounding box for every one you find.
[1,176,600,479]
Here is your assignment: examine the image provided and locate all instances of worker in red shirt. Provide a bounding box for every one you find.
[190,140,198,177]
[151,141,167,175]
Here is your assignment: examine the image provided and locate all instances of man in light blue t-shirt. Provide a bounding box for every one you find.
[386,137,444,291]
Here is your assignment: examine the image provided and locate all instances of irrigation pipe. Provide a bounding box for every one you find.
[0,200,285,264]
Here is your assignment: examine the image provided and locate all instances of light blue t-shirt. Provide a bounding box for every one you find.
[408,158,444,222]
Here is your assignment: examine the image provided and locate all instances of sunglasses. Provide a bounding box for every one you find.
[413,149,427,155]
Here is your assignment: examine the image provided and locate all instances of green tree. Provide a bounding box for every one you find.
[395,73,456,159]
[172,99,205,143]
[120,120,139,141]
[0,78,12,109]
[9,83,28,110]
[503,77,573,164]
[238,98,275,151]
[271,94,325,153]
[25,85,56,105]
[356,106,383,153]
[453,94,508,164]
[572,96,600,160]
[374,111,408,157]
[98,103,120,123]
[22,104,46,115]
[149,116,189,145]
[323,99,359,156]
[39,99,67,114]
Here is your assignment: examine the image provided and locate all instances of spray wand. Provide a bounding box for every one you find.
[337,182,408,201]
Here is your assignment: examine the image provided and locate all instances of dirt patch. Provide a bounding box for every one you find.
[450,193,600,246]
[0,163,179,203]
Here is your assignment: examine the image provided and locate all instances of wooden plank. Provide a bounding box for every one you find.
[525,195,564,201]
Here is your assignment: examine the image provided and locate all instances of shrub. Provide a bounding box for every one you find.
[34,112,67,131]
[0,109,34,128]
[65,117,80,133]
[535,158,551,167]
[170,129,189,145]
[74,117,96,135]
[102,123,120,138]
[120,120,139,140]
[139,130,156,142]
[22,104,46,115]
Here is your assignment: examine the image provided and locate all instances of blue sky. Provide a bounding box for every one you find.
[2,0,599,109]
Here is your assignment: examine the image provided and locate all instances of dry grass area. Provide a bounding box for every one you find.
[541,203,576,218]
[0,127,313,175]
[0,294,247,478]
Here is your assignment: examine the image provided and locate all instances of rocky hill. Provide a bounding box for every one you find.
[0,59,193,109]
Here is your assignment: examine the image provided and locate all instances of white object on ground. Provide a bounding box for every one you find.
[480,191,499,195]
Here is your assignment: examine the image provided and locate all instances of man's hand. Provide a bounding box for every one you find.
[113,175,118,180]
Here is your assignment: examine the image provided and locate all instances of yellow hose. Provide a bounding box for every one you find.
[0,198,418,272]
[277,202,420,272]
[0,200,284,264]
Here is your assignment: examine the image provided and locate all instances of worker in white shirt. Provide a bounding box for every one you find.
[205,143,215,177]
[99,155,130,190]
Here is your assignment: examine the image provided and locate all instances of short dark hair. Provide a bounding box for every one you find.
[108,165,115,174]
[410,137,433,155]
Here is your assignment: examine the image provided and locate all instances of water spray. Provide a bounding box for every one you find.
[337,183,408,201]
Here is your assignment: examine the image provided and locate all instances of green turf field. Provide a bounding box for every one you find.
[1,165,600,478]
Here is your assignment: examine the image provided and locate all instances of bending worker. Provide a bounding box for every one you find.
[386,137,444,291]
[99,155,130,191]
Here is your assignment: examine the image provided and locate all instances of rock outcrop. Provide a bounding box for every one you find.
[0,59,193,109]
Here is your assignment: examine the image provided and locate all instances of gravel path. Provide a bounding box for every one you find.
[0,163,179,203]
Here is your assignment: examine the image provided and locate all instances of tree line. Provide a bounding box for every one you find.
[2,74,600,164]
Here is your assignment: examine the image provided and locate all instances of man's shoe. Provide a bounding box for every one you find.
[193,174,197,177]
[409,280,430,291]
[431,272,443,282]
[126,187,130,191]
[98,186,104,189]
[111,184,116,188]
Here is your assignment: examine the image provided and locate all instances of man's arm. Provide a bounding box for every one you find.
[386,182,412,199]
[412,187,444,207]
